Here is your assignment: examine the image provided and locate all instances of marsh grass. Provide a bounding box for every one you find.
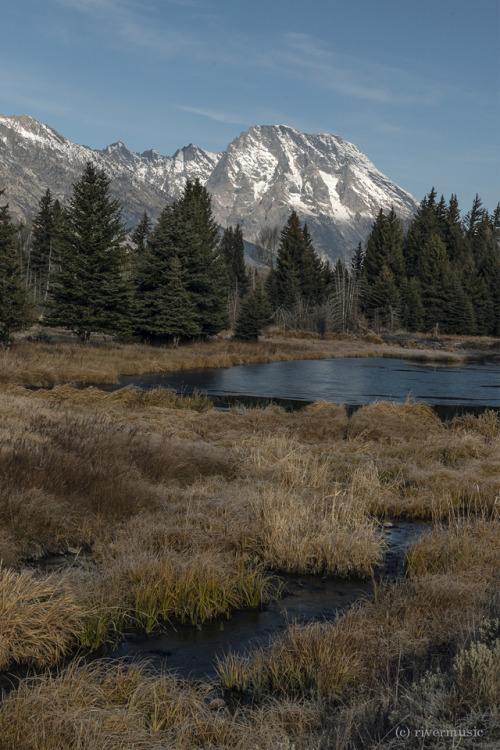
[0,659,327,750]
[1,333,474,389]
[405,516,500,579]
[0,567,84,671]
[79,547,278,643]
[1,349,500,748]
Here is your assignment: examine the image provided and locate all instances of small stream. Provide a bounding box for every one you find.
[108,522,427,681]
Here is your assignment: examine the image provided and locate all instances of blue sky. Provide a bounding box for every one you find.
[2,0,499,213]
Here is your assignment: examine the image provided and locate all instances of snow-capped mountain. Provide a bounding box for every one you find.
[0,114,418,261]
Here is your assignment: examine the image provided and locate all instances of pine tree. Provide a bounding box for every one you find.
[134,180,228,341]
[133,204,201,343]
[417,234,450,331]
[234,286,273,341]
[404,188,441,277]
[300,223,325,303]
[444,272,476,334]
[351,242,365,278]
[0,192,31,346]
[400,277,424,332]
[362,207,404,323]
[175,179,229,337]
[131,211,152,253]
[220,224,249,297]
[30,190,63,310]
[368,264,400,329]
[268,211,323,310]
[46,162,132,341]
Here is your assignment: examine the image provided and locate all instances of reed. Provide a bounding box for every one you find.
[0,658,327,750]
[0,567,84,670]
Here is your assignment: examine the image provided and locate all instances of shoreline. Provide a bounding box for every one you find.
[2,328,498,389]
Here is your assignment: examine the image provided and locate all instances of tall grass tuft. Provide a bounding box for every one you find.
[0,567,84,670]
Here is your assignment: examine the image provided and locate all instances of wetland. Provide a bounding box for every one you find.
[0,336,499,749]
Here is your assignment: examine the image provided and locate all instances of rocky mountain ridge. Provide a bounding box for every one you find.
[0,114,419,261]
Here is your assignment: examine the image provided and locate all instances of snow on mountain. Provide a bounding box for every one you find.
[0,114,418,261]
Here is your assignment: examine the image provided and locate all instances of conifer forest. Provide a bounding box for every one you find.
[1,161,499,346]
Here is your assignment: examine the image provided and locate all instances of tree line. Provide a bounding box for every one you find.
[0,162,498,347]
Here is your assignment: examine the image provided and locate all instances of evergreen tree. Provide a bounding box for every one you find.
[175,179,229,336]
[46,162,132,341]
[133,204,201,343]
[368,264,400,329]
[300,223,325,303]
[417,234,450,331]
[30,190,63,309]
[134,179,228,341]
[400,277,424,332]
[444,272,476,335]
[351,242,365,277]
[267,211,323,309]
[131,211,152,253]
[234,286,273,341]
[444,194,467,266]
[362,207,404,322]
[403,188,441,277]
[219,224,249,297]
[0,192,31,345]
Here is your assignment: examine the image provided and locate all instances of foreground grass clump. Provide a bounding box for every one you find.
[78,545,278,647]
[0,568,84,671]
[0,659,326,750]
[218,517,500,710]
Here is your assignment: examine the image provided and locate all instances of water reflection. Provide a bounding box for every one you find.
[116,358,500,408]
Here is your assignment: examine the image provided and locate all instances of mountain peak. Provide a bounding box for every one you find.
[0,115,418,260]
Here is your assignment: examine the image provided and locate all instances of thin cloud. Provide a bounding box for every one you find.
[175,105,249,125]
[266,32,442,106]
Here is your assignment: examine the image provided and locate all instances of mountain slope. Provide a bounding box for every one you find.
[0,114,418,261]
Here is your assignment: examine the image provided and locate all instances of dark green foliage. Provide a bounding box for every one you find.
[46,162,132,342]
[131,211,152,253]
[136,254,200,343]
[134,179,228,342]
[351,242,364,277]
[234,286,273,341]
[267,211,324,309]
[362,207,404,323]
[444,272,476,335]
[403,187,442,277]
[133,203,201,343]
[400,277,424,332]
[30,190,63,309]
[0,192,32,345]
[219,224,249,297]
[361,190,499,335]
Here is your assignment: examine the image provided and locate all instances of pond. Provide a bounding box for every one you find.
[113,357,500,410]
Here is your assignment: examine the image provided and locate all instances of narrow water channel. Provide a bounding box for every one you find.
[109,522,427,681]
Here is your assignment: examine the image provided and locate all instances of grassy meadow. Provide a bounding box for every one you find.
[0,336,499,749]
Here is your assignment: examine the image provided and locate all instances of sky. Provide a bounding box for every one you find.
[1,0,499,213]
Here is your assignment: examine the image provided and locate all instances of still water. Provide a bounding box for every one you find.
[116,357,500,408]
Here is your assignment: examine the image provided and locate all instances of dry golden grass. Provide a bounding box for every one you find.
[1,349,499,749]
[405,516,500,579]
[0,567,84,671]
[0,333,472,389]
[0,658,327,750]
[348,399,444,443]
